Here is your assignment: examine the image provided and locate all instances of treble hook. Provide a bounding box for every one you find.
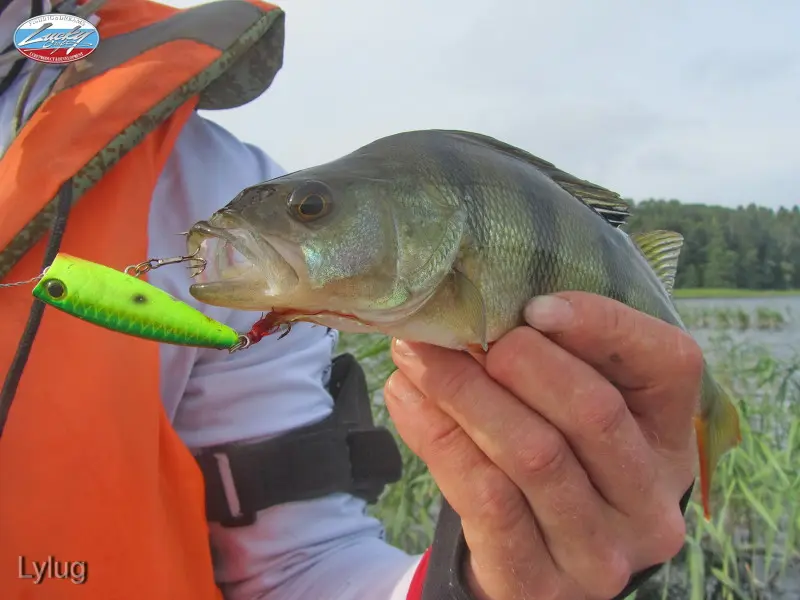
[124,248,207,278]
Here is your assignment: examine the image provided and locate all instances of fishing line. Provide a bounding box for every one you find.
[0,178,72,438]
[0,265,48,287]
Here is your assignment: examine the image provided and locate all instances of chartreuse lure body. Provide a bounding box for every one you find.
[32,253,241,349]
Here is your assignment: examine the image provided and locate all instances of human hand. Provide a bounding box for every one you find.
[384,292,699,600]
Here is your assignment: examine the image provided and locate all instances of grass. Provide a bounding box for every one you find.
[337,316,800,599]
[674,289,800,299]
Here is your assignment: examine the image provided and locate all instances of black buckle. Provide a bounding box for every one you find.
[348,428,403,503]
[195,353,403,528]
[195,446,258,527]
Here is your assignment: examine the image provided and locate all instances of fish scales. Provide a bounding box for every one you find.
[405,131,678,334]
[185,129,742,519]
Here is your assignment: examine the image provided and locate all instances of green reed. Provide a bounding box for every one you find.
[677,307,788,331]
[338,328,800,600]
[631,334,800,600]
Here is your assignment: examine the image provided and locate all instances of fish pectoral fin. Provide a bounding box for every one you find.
[630,230,685,296]
[451,269,488,351]
[435,130,631,227]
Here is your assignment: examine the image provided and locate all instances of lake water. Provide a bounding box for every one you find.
[666,297,800,600]
[676,295,799,361]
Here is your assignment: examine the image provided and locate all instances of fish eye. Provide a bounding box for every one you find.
[287,182,332,222]
[44,279,66,299]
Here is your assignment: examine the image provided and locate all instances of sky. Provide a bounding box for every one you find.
[162,0,799,210]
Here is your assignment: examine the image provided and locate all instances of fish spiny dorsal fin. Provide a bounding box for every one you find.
[437,130,632,228]
[630,230,685,296]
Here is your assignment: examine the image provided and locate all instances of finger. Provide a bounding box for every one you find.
[484,326,693,549]
[391,341,634,598]
[467,349,487,367]
[383,370,562,599]
[524,292,701,448]
[485,327,658,511]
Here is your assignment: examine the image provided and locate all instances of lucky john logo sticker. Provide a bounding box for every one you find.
[13,13,99,64]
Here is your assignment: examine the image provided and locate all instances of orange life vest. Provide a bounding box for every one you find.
[0,1,284,597]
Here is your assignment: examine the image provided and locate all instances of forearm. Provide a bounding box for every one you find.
[208,493,421,600]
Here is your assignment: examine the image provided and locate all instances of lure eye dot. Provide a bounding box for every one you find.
[44,279,67,300]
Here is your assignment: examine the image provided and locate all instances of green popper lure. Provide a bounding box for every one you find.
[31,253,244,350]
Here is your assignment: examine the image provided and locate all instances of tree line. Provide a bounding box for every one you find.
[622,199,800,290]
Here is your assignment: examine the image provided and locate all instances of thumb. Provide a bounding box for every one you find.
[523,291,703,395]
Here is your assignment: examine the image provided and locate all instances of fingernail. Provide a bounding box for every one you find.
[385,373,424,404]
[392,338,418,359]
[524,295,574,332]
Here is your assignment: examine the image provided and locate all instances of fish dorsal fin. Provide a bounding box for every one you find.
[630,230,685,296]
[438,130,632,227]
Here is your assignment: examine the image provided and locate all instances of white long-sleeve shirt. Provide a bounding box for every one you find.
[0,3,421,598]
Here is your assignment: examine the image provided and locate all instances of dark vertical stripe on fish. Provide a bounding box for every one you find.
[465,145,563,298]
[510,165,562,297]
[596,226,626,302]
[425,136,488,245]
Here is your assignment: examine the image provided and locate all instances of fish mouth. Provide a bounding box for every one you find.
[186,216,302,310]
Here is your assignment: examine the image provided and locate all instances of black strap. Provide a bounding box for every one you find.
[421,484,696,599]
[0,0,64,439]
[421,498,472,600]
[195,352,403,528]
[0,55,25,98]
[0,1,44,97]
[0,179,73,438]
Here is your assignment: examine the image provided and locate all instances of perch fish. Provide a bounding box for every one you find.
[185,129,742,517]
